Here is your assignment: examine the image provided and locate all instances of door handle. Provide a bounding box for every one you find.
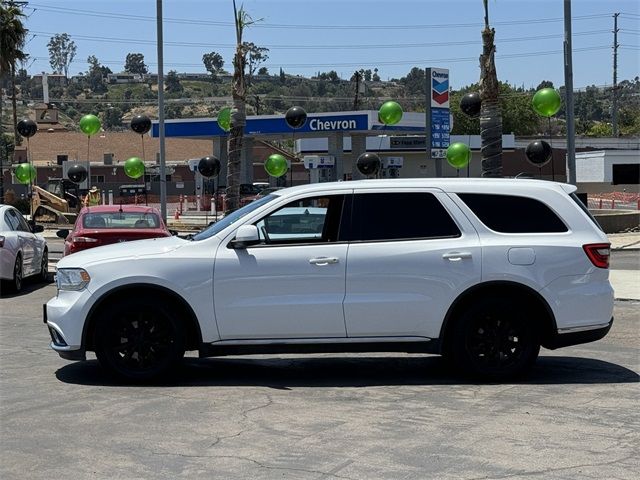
[309,257,339,265]
[442,251,472,261]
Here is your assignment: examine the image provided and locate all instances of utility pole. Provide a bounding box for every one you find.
[352,71,360,110]
[563,0,576,185]
[156,0,167,221]
[612,12,620,137]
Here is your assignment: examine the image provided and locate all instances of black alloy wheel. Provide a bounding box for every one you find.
[94,298,185,382]
[40,249,49,282]
[452,298,540,380]
[13,255,23,293]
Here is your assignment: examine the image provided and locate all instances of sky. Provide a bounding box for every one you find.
[21,0,640,91]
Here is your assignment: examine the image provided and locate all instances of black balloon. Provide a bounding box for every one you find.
[17,118,38,138]
[67,163,88,183]
[130,114,152,135]
[460,92,482,118]
[198,156,221,178]
[525,140,553,167]
[285,106,307,129]
[356,152,381,176]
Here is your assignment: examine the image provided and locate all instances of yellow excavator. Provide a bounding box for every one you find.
[32,179,81,224]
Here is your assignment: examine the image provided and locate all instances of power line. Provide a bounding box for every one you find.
[27,4,612,30]
[27,29,611,51]
[25,45,612,70]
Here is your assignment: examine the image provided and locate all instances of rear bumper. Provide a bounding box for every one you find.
[545,318,613,350]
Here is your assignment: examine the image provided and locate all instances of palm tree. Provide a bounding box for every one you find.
[0,1,28,202]
[226,1,258,212]
[1,3,28,142]
[479,0,502,177]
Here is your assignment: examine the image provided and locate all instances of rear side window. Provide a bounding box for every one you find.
[570,193,603,232]
[349,192,460,241]
[458,193,568,233]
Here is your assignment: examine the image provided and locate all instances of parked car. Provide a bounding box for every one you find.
[57,205,172,256]
[0,204,48,293]
[45,179,613,382]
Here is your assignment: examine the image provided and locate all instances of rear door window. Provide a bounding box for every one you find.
[458,193,568,233]
[348,192,461,242]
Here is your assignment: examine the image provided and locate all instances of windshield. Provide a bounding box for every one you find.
[83,212,161,229]
[191,194,278,241]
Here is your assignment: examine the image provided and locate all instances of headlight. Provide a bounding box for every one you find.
[56,268,91,291]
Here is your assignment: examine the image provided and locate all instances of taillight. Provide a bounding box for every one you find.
[583,243,610,269]
[72,236,99,244]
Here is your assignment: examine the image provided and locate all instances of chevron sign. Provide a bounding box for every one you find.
[430,68,450,108]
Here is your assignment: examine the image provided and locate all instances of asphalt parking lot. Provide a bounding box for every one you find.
[1,280,639,480]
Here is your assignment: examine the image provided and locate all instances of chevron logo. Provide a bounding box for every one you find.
[432,90,449,105]
[432,78,449,94]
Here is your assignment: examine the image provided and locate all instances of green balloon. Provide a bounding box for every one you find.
[378,101,403,126]
[532,88,561,117]
[79,114,101,136]
[264,154,288,177]
[124,157,145,179]
[15,163,36,184]
[446,142,471,169]
[217,107,231,132]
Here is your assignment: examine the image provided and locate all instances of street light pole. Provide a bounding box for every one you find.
[564,0,576,185]
[156,0,167,220]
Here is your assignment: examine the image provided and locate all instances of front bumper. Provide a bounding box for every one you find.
[545,317,613,350]
[44,288,93,360]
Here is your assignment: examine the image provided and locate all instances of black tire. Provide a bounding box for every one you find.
[450,297,540,381]
[12,255,23,293]
[93,296,186,382]
[39,249,49,282]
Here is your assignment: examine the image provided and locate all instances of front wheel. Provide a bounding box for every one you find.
[94,297,186,382]
[450,298,540,381]
[12,255,23,293]
[39,249,49,282]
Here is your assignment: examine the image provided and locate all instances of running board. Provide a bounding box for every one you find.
[199,339,441,358]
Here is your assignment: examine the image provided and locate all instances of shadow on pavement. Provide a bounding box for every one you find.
[0,275,54,298]
[55,354,639,388]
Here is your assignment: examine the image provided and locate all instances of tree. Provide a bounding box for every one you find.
[124,53,148,74]
[478,0,503,177]
[47,33,77,78]
[226,1,260,212]
[87,55,110,93]
[1,1,28,155]
[279,67,286,84]
[165,70,183,94]
[372,68,381,82]
[202,51,224,79]
[401,67,425,95]
[243,42,269,85]
[102,106,123,129]
[536,80,554,90]
[257,66,268,75]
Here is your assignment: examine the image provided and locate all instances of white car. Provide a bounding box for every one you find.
[0,204,49,293]
[45,179,614,382]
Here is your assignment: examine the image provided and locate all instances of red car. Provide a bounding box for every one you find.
[57,205,173,256]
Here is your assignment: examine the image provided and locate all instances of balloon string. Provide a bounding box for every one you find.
[87,136,91,189]
[467,134,471,178]
[141,134,146,191]
[548,117,555,181]
[27,137,33,219]
[377,125,386,179]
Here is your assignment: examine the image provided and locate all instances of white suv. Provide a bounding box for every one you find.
[45,179,614,382]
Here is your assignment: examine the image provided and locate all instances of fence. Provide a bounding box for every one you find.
[588,192,640,210]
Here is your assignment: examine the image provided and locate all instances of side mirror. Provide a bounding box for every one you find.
[229,224,260,249]
[169,229,179,236]
[56,229,70,239]
[32,224,45,233]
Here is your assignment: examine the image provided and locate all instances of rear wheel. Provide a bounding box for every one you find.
[93,297,186,382]
[12,255,23,293]
[39,249,49,282]
[450,298,540,381]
